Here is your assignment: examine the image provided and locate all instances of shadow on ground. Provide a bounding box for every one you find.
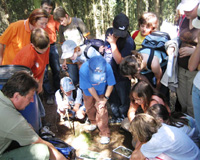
[41,94,133,159]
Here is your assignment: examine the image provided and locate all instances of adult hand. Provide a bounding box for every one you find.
[179,47,195,58]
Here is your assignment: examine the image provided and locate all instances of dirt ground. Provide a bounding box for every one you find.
[41,93,133,160]
[40,63,176,159]
[40,89,176,160]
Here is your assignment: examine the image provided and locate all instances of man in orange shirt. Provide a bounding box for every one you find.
[0,9,49,65]
[41,0,61,105]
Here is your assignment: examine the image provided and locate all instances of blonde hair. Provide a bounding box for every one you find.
[130,113,161,143]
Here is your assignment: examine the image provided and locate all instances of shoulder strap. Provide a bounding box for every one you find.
[147,49,155,70]
[75,17,86,41]
[132,30,140,40]
[84,44,91,59]
[72,89,77,100]
[59,89,65,100]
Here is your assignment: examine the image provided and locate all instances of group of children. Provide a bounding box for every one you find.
[1,0,200,159]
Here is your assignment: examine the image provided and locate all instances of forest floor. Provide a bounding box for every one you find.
[40,87,176,160]
[41,46,176,159]
[41,93,134,160]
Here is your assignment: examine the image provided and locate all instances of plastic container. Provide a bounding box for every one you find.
[0,65,40,133]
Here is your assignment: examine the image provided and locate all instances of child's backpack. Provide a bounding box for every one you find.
[83,39,104,59]
[43,137,76,159]
[139,31,170,70]
[139,31,170,97]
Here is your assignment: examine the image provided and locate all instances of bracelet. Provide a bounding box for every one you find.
[104,95,109,100]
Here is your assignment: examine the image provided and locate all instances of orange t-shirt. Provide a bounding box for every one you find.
[12,44,49,80]
[44,15,60,44]
[0,19,31,65]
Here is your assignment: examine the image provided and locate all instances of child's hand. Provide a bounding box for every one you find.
[76,110,85,119]
[167,47,175,56]
[62,60,68,70]
[99,45,105,54]
[106,33,118,45]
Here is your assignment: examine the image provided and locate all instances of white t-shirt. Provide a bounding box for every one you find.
[72,45,101,63]
[141,123,200,160]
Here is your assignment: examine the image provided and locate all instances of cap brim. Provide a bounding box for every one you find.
[178,1,199,11]
[89,70,106,84]
[113,28,128,38]
[63,85,75,92]
[61,51,74,59]
[192,18,200,29]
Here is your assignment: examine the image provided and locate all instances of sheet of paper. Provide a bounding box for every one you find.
[112,146,133,158]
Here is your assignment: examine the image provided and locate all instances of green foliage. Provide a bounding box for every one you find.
[0,0,181,38]
[6,0,35,22]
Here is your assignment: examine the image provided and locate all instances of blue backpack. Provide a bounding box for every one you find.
[139,31,170,70]
[43,137,76,159]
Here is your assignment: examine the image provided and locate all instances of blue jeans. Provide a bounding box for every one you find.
[43,44,60,96]
[67,64,79,86]
[192,84,200,133]
[108,80,131,119]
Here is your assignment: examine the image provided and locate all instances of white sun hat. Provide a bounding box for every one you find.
[192,4,200,29]
[177,0,200,12]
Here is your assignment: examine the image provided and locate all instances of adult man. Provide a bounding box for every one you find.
[79,56,116,144]
[41,0,61,105]
[102,13,135,123]
[53,6,90,85]
[0,71,67,160]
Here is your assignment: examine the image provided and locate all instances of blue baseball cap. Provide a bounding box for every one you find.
[89,56,106,84]
[60,77,75,92]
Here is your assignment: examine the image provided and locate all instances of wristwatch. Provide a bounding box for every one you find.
[104,95,109,100]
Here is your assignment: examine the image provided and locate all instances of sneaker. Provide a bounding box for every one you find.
[115,118,123,124]
[100,136,110,144]
[85,117,91,125]
[109,118,117,124]
[46,96,54,105]
[85,124,97,131]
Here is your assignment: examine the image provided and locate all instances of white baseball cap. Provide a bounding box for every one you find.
[177,0,200,12]
[61,40,77,59]
[192,4,200,28]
